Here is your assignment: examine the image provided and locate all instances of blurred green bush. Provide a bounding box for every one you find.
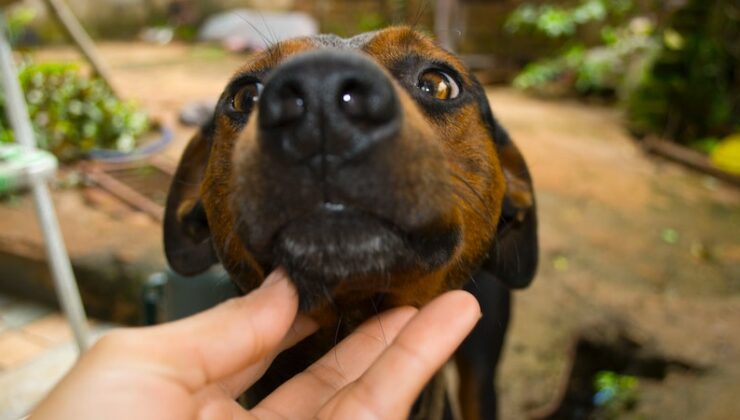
[506,0,632,39]
[507,0,655,98]
[507,0,739,155]
[593,370,638,418]
[5,6,37,46]
[625,0,739,148]
[0,62,149,162]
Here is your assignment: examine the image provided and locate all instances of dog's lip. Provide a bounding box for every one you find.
[286,202,403,237]
[248,202,404,259]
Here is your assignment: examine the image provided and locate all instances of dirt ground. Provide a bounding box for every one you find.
[31,43,740,419]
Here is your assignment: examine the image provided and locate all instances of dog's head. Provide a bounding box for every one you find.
[164,27,537,317]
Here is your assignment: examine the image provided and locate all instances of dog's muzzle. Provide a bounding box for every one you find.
[232,49,460,309]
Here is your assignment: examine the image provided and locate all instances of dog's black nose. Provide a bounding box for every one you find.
[258,50,400,173]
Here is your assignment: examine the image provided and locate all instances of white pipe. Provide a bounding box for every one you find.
[0,12,89,353]
[30,177,90,351]
[0,14,34,149]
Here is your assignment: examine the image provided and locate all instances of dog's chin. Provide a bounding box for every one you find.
[266,205,460,311]
[271,206,409,310]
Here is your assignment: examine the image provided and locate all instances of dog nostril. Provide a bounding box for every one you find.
[338,82,394,124]
[277,87,305,124]
[261,82,307,128]
[339,88,365,119]
[281,95,305,122]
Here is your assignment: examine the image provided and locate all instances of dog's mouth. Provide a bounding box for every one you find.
[240,200,460,310]
[273,203,411,279]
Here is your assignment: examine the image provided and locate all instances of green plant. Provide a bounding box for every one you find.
[593,370,638,418]
[624,0,739,146]
[506,0,632,38]
[512,19,658,96]
[509,0,738,152]
[507,0,657,97]
[5,6,37,46]
[0,62,149,162]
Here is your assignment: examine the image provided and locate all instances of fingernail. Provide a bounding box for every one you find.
[261,268,287,288]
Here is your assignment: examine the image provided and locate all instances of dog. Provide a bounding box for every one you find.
[164,26,538,419]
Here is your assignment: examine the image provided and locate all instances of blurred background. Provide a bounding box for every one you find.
[0,0,738,419]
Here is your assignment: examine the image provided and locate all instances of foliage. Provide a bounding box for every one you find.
[0,62,149,162]
[624,0,739,146]
[593,370,638,418]
[506,0,632,39]
[5,6,37,46]
[507,0,657,97]
[508,0,739,153]
[513,18,658,97]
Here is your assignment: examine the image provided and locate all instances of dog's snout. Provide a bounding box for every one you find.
[258,50,400,172]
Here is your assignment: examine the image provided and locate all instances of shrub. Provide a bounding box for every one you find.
[0,62,149,162]
[593,370,638,418]
[507,0,657,98]
[507,0,739,153]
[624,0,739,146]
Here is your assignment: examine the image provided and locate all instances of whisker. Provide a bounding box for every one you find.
[467,274,480,292]
[370,297,388,346]
[333,314,345,375]
[410,0,430,30]
[450,172,489,212]
[258,11,279,46]
[233,11,272,49]
[321,282,337,311]
[440,178,497,231]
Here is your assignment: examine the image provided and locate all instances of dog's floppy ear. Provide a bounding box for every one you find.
[163,127,218,275]
[483,138,539,289]
[474,85,539,289]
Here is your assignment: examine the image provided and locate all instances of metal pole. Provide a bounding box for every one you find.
[0,16,34,148]
[29,177,90,351]
[40,0,120,97]
[0,12,90,353]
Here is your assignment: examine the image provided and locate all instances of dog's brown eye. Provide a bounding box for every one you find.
[417,70,460,100]
[232,82,263,113]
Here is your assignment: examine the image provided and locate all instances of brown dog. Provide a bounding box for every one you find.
[164,27,537,419]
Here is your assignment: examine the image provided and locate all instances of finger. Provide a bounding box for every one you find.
[214,314,318,398]
[317,291,480,420]
[198,397,254,420]
[94,269,313,392]
[252,306,418,418]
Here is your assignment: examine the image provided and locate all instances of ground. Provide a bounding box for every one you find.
[491,90,740,419]
[3,43,738,419]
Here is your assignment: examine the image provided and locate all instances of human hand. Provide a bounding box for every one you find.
[31,269,481,420]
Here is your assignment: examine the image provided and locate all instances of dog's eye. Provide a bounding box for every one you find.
[231,82,263,113]
[417,70,460,100]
